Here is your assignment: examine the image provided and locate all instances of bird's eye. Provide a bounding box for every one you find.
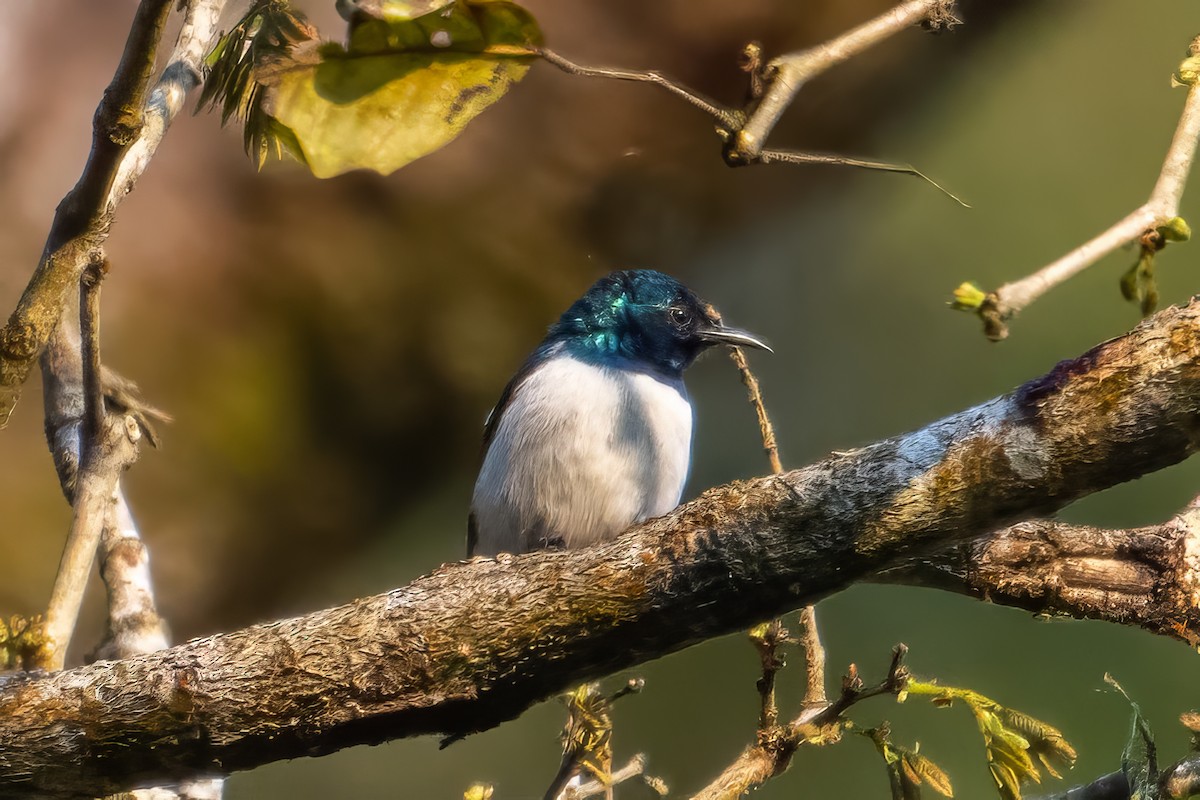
[669,307,691,327]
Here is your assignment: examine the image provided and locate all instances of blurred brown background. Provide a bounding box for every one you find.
[2,0,1200,797]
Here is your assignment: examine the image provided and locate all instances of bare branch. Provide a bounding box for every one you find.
[729,0,957,161]
[964,37,1200,339]
[2,301,1200,796]
[539,1,963,200]
[37,413,142,671]
[537,48,742,131]
[38,256,146,672]
[0,0,225,427]
[80,259,107,450]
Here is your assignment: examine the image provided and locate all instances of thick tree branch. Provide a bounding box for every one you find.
[0,302,1198,795]
[0,0,224,427]
[876,503,1200,643]
[962,35,1200,340]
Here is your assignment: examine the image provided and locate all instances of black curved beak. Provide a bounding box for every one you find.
[700,325,773,353]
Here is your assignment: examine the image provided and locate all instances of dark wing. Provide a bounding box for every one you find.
[469,344,555,557]
[467,511,480,557]
[479,344,554,456]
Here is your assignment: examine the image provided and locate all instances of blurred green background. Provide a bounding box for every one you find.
[2,0,1199,797]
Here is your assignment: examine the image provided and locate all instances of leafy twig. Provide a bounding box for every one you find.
[953,35,1200,340]
[905,680,1077,798]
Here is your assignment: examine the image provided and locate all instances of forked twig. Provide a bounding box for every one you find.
[538,0,967,204]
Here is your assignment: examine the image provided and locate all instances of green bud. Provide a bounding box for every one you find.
[1158,216,1191,242]
[950,282,986,311]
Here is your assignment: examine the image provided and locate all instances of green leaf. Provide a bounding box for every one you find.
[906,680,1076,800]
[905,751,955,798]
[266,0,541,178]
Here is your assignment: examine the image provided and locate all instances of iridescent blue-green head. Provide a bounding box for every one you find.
[549,270,771,377]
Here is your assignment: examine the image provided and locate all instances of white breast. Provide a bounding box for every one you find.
[471,351,693,555]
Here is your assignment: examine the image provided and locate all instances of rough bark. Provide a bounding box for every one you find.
[877,500,1200,643]
[2,302,1200,798]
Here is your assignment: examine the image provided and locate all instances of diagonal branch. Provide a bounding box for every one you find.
[0,0,225,428]
[1,300,1200,797]
[958,35,1200,340]
[728,0,959,163]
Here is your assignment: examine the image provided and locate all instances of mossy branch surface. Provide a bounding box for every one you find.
[3,301,1200,797]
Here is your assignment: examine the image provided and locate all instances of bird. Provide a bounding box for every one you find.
[468,269,771,557]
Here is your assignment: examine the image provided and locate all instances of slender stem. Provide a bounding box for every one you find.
[537,48,743,131]
[799,606,827,708]
[727,345,782,474]
[758,149,969,206]
[40,419,141,671]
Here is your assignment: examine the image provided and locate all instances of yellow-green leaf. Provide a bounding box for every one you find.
[267,0,541,178]
[907,752,955,798]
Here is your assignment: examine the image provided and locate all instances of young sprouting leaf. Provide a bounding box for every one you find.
[462,784,494,800]
[264,0,542,178]
[995,706,1077,780]
[905,751,954,798]
[906,680,1076,800]
[1119,250,1158,317]
[862,724,954,800]
[197,0,320,168]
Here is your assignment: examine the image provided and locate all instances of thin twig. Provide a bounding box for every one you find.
[969,36,1200,340]
[79,258,107,448]
[537,48,743,132]
[809,644,909,727]
[727,345,782,473]
[538,0,964,202]
[750,619,787,730]
[758,149,970,206]
[689,646,910,800]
